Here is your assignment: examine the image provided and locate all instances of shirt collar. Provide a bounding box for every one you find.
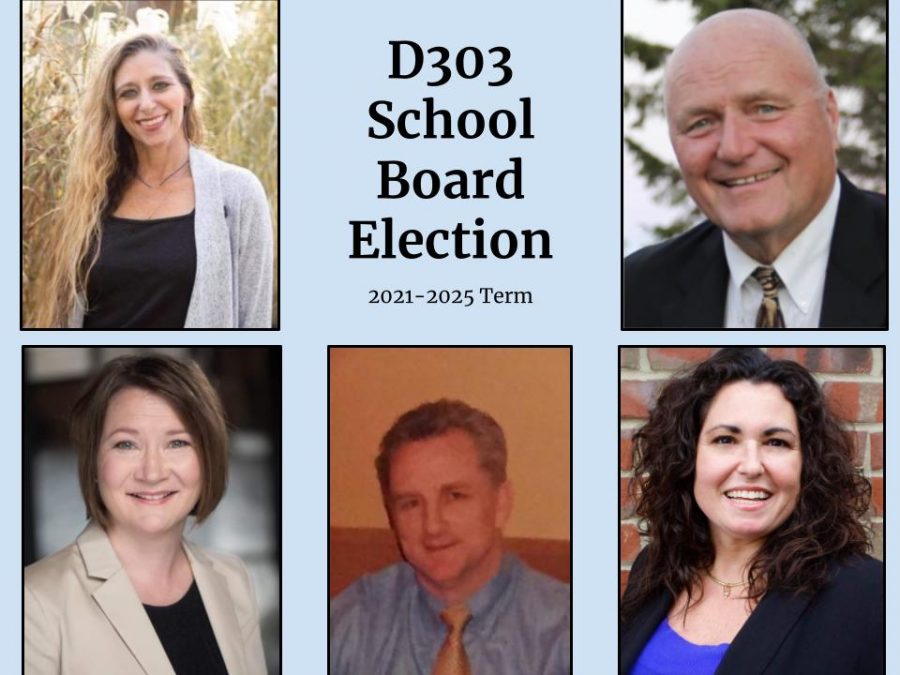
[418,552,519,629]
[722,175,840,313]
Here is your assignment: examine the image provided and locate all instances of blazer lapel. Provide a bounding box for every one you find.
[619,589,671,674]
[78,523,176,675]
[187,541,247,675]
[619,582,812,675]
[716,589,812,675]
[820,173,886,328]
[660,224,729,328]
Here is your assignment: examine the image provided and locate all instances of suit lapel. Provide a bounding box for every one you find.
[619,581,812,675]
[660,224,729,328]
[92,572,177,675]
[620,589,671,673]
[716,589,812,675]
[77,523,176,675]
[820,173,886,327]
[187,541,246,675]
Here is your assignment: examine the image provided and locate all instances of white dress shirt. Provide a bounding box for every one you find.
[723,176,840,328]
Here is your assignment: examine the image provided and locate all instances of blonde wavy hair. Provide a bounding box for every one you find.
[29,33,203,327]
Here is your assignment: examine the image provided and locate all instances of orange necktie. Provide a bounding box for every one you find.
[433,604,472,675]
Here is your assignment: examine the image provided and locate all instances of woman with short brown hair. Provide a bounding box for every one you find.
[25,355,266,674]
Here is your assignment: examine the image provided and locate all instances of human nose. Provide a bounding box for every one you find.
[138,88,156,111]
[136,447,166,482]
[422,501,447,536]
[737,441,764,476]
[716,113,757,163]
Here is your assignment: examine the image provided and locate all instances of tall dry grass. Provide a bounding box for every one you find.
[22,1,279,325]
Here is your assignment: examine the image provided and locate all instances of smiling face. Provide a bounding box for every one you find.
[113,49,189,153]
[694,380,802,549]
[665,12,839,261]
[387,429,512,604]
[98,387,202,538]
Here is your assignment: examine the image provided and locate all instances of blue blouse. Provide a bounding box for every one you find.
[630,617,729,675]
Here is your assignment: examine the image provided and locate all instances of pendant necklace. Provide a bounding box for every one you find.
[136,157,190,189]
[134,156,191,220]
[707,570,748,598]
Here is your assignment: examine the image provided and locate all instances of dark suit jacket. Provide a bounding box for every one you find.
[623,173,886,328]
[619,548,884,674]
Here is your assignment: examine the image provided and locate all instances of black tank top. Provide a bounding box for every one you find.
[143,580,229,675]
[83,211,196,329]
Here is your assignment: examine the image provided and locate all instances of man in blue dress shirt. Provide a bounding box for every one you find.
[330,399,570,675]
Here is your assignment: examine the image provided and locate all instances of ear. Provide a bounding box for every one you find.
[494,480,514,530]
[825,88,840,151]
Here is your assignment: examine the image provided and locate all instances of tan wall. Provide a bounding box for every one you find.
[329,347,570,540]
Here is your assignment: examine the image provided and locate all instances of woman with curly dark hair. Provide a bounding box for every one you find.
[620,348,883,675]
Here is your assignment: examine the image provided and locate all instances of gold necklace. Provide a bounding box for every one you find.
[707,570,748,598]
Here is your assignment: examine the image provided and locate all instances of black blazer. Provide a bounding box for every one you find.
[619,548,884,674]
[623,173,886,329]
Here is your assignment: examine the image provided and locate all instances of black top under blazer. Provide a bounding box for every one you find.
[619,547,884,674]
[623,173,887,329]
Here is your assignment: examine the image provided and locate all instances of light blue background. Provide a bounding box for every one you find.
[8,0,896,672]
[294,3,609,666]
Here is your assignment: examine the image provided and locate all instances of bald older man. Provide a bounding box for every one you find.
[624,9,886,329]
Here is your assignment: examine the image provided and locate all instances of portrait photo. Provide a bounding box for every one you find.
[619,347,884,673]
[329,346,571,674]
[21,1,279,329]
[22,346,282,674]
[622,2,886,329]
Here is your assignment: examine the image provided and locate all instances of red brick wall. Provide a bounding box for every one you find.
[619,347,884,595]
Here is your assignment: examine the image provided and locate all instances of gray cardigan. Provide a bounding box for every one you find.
[70,146,273,328]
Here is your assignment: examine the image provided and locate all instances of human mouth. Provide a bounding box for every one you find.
[724,489,772,503]
[720,168,780,188]
[137,114,167,131]
[425,541,457,553]
[128,490,177,503]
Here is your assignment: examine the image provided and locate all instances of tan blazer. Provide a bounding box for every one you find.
[24,521,267,674]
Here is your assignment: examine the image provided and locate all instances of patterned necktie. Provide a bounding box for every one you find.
[751,266,786,328]
[433,605,472,675]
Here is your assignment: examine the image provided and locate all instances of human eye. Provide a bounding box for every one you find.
[395,497,419,512]
[753,103,782,118]
[168,438,192,449]
[117,88,137,99]
[766,437,792,448]
[449,490,468,501]
[112,439,137,450]
[686,117,712,134]
[152,81,171,91]
[711,434,736,445]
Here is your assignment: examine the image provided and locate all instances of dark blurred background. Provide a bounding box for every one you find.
[22,346,281,674]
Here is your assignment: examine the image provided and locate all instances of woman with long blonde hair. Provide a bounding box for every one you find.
[30,32,272,328]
